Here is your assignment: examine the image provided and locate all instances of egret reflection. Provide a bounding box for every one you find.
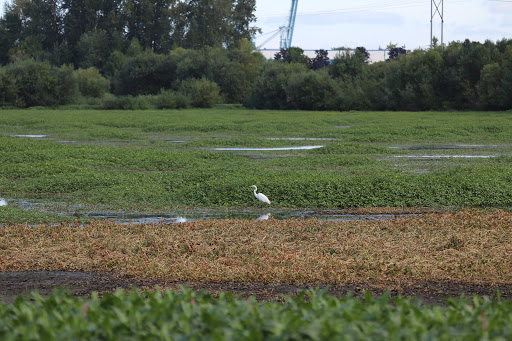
[256,213,272,221]
[175,216,187,223]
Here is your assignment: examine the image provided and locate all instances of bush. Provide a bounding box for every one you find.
[157,89,190,109]
[247,62,309,109]
[1,60,78,107]
[335,78,372,111]
[54,64,79,105]
[0,67,20,106]
[113,53,176,96]
[75,67,110,98]
[179,78,221,108]
[285,70,339,110]
[101,94,153,110]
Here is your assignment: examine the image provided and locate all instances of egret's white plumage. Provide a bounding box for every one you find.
[250,185,271,204]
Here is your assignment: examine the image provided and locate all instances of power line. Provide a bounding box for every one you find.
[258,0,428,23]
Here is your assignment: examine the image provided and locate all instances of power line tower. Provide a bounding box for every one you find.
[430,0,444,48]
[280,0,299,49]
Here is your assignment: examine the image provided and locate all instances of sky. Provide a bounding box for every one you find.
[0,0,511,51]
[253,0,512,50]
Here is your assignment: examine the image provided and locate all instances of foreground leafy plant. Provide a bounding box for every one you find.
[0,288,510,340]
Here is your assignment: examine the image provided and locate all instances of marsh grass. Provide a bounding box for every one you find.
[1,210,510,285]
[0,206,81,225]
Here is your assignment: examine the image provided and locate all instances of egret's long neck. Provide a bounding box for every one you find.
[253,187,258,195]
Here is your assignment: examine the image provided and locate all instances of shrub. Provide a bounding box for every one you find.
[102,94,153,110]
[113,53,171,96]
[54,64,79,105]
[335,77,372,111]
[2,60,78,107]
[0,67,21,106]
[247,62,308,109]
[285,70,339,110]
[103,51,127,78]
[157,89,190,109]
[179,78,221,108]
[75,67,110,98]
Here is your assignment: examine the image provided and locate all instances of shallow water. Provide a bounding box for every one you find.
[82,210,421,225]
[390,144,500,150]
[394,155,494,159]
[266,138,335,141]
[3,198,421,225]
[13,134,47,138]
[214,146,323,151]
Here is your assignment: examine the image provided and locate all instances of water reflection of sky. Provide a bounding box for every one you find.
[0,198,6,206]
[93,211,420,225]
[214,146,323,151]
[13,135,47,138]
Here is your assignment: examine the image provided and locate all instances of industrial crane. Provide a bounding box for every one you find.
[280,0,298,49]
[257,0,298,50]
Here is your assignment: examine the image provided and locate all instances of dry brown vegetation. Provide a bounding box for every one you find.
[1,209,511,287]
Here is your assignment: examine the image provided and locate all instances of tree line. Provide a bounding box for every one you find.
[252,41,512,111]
[0,0,511,111]
[0,0,258,65]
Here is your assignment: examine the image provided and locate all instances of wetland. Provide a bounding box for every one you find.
[1,108,512,303]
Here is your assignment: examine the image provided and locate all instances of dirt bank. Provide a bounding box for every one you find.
[1,271,510,305]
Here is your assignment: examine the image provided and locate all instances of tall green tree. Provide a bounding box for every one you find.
[123,0,175,52]
[180,0,258,49]
[0,7,23,64]
[62,0,125,63]
[0,0,61,61]
[500,46,512,109]
[61,0,99,46]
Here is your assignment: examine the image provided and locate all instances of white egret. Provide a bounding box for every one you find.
[250,185,271,204]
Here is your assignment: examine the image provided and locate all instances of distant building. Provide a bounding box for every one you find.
[256,49,390,63]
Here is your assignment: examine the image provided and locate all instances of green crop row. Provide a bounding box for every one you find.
[1,288,510,340]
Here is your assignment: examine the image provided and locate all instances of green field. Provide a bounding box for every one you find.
[1,108,512,224]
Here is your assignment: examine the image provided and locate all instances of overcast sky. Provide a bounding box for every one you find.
[1,0,511,51]
[254,0,512,50]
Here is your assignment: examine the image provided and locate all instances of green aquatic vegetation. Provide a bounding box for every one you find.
[0,206,83,225]
[259,154,380,171]
[2,132,512,211]
[308,142,394,155]
[2,109,511,143]
[1,109,512,217]
[1,289,511,340]
[183,137,323,148]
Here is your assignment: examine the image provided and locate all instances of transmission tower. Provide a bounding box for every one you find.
[430,0,444,48]
[280,0,299,49]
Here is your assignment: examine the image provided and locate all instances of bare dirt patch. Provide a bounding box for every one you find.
[1,271,511,306]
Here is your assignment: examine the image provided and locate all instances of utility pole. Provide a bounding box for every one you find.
[430,0,444,48]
